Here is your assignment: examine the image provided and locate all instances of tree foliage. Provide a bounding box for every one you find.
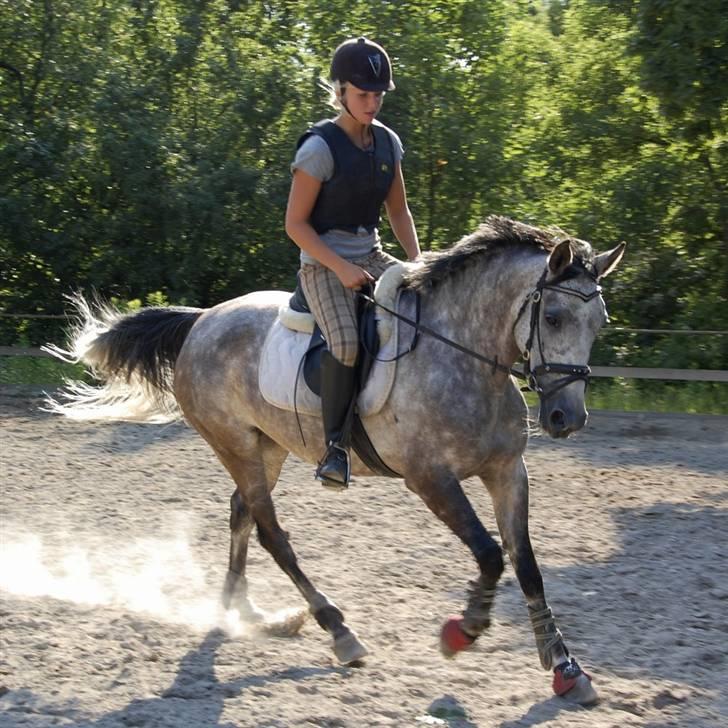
[1,0,726,368]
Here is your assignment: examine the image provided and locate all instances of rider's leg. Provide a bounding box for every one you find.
[299,263,360,488]
[317,350,357,486]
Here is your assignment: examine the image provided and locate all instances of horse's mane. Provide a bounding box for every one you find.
[404,216,594,291]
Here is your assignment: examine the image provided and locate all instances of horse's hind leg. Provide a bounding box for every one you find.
[221,488,260,620]
[215,434,367,664]
[206,432,284,620]
[482,456,597,705]
[255,490,368,664]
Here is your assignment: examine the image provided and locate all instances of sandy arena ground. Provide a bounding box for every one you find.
[1,390,727,727]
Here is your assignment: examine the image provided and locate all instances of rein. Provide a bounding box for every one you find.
[359,261,602,402]
[357,291,521,378]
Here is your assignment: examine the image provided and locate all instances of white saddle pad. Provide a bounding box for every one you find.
[258,292,405,418]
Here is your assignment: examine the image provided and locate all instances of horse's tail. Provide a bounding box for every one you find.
[43,295,204,422]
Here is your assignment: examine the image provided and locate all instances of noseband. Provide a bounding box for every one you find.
[515,263,602,401]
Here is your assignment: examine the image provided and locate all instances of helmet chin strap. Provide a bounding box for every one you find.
[339,93,372,146]
[341,99,354,118]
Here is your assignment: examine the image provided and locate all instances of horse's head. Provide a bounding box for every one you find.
[514,239,626,438]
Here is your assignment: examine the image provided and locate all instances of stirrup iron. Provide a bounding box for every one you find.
[316,443,351,489]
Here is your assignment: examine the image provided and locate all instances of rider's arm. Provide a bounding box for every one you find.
[384,161,420,261]
[285,169,373,289]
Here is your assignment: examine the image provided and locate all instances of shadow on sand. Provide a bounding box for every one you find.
[527,410,728,475]
[491,499,727,727]
[1,629,346,727]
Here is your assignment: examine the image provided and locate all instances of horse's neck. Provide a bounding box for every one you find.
[429,252,545,367]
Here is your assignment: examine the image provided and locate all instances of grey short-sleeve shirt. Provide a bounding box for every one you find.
[292,124,404,181]
[290,122,405,264]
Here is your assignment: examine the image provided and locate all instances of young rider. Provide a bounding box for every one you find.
[285,37,421,488]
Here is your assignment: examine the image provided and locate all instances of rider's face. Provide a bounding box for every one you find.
[341,83,384,125]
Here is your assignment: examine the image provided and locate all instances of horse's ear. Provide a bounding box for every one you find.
[594,242,626,280]
[548,240,573,276]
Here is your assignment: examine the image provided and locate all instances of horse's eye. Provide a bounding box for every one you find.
[545,313,560,329]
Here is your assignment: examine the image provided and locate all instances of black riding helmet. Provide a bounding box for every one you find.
[330,37,395,91]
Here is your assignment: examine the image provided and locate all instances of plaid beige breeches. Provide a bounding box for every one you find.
[299,248,400,367]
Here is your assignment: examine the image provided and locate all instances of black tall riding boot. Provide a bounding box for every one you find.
[316,350,358,489]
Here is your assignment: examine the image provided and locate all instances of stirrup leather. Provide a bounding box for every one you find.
[316,443,351,488]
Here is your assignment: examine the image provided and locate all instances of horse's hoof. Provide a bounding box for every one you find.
[440,615,476,658]
[333,630,368,665]
[553,659,598,705]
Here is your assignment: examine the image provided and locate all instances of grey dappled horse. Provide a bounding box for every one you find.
[48,217,624,704]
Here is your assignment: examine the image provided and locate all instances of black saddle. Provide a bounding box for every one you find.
[288,273,404,478]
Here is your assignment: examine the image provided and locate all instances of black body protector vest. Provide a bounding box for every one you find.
[296,120,396,235]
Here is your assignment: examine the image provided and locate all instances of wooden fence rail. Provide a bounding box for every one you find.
[588,366,728,383]
[3,315,727,381]
[0,347,55,358]
[2,346,726,382]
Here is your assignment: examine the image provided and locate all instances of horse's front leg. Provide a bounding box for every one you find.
[482,456,598,705]
[405,471,504,654]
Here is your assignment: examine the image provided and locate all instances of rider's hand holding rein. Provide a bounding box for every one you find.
[336,260,376,290]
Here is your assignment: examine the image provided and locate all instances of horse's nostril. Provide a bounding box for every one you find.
[550,409,566,429]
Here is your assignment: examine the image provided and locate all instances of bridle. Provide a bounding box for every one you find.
[360,259,603,404]
[513,262,602,400]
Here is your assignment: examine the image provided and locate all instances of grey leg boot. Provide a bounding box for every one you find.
[316,350,358,489]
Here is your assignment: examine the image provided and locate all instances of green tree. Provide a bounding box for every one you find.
[1,0,726,372]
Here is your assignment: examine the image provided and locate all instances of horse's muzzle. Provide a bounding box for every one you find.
[540,401,587,439]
